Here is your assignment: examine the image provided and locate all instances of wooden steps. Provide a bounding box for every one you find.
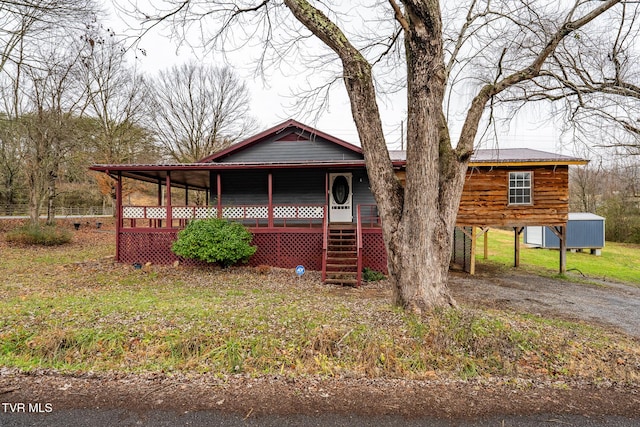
[324,227,359,286]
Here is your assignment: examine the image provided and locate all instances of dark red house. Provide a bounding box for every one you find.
[91,119,587,284]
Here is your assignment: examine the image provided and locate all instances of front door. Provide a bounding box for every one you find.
[329,173,352,223]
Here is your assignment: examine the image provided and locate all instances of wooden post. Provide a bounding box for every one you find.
[217,173,222,218]
[268,172,274,228]
[185,184,189,206]
[483,228,489,259]
[156,178,163,228]
[166,172,172,228]
[469,226,477,275]
[115,172,122,262]
[559,225,567,275]
[514,227,524,267]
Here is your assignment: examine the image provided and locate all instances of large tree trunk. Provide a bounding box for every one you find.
[284,0,467,312]
[385,1,459,311]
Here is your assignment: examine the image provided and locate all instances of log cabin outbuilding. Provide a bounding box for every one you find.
[91,119,587,284]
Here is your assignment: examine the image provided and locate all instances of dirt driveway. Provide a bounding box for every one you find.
[449,270,640,338]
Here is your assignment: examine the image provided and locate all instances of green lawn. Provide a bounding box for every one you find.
[476,228,640,284]
[1,225,639,383]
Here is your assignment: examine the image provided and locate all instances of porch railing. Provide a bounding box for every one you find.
[356,205,364,287]
[121,204,326,229]
[358,204,381,228]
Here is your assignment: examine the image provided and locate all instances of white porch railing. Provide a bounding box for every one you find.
[121,204,326,228]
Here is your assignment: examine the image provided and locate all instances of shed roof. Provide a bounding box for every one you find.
[568,212,605,221]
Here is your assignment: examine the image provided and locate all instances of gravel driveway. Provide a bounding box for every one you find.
[449,272,640,338]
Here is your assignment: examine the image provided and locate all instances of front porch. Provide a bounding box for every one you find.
[115,198,386,286]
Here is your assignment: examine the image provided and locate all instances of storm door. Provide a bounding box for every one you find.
[328,173,353,223]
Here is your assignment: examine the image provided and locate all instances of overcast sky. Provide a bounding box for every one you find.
[106,1,568,154]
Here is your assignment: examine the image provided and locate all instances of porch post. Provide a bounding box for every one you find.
[157,179,162,206]
[514,226,524,267]
[166,172,172,228]
[217,173,222,219]
[469,226,477,275]
[484,229,489,259]
[185,184,189,205]
[268,172,273,227]
[115,172,122,262]
[559,225,567,275]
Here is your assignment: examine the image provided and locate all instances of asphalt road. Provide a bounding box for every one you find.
[2,410,639,427]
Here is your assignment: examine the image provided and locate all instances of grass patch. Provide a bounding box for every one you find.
[476,229,640,285]
[5,223,72,246]
[0,226,639,383]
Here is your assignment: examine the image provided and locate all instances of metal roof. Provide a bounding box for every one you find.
[568,212,605,221]
[389,148,586,165]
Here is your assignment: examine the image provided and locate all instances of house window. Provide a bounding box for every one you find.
[509,172,532,205]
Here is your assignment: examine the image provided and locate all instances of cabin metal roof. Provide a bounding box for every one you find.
[390,148,587,166]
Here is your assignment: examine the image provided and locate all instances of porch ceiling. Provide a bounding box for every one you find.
[115,169,211,190]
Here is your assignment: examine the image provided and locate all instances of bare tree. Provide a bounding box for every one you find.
[0,0,100,74]
[21,47,91,225]
[0,118,26,208]
[81,26,156,163]
[1,0,102,223]
[149,63,255,163]
[130,0,636,311]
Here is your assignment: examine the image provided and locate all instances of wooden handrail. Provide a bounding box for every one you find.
[356,204,363,287]
[322,205,328,282]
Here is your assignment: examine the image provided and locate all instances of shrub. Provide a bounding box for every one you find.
[171,219,257,267]
[5,223,72,246]
[362,267,386,282]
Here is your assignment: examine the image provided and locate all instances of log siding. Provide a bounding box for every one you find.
[457,165,569,227]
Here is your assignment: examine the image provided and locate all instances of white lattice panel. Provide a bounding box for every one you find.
[172,207,195,219]
[274,206,297,218]
[222,207,244,219]
[246,206,268,218]
[195,207,217,218]
[123,206,145,219]
[146,207,167,219]
[298,206,324,219]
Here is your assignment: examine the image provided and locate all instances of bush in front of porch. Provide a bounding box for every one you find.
[171,219,257,267]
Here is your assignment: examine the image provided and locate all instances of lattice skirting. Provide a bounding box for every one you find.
[119,228,472,276]
[118,230,326,270]
[361,230,388,274]
[119,231,180,265]
[250,231,323,270]
[451,226,472,273]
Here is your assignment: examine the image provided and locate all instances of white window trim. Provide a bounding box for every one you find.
[508,171,533,206]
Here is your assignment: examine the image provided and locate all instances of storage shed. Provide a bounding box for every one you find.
[524,213,605,255]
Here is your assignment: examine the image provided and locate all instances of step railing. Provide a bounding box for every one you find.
[356,205,363,287]
[322,213,329,282]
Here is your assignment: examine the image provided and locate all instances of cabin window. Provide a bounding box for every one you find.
[508,172,532,205]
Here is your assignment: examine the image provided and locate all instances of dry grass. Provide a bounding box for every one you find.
[1,219,639,383]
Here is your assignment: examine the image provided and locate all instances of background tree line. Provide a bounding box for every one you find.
[0,0,255,224]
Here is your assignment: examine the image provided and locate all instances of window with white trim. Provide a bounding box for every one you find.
[508,171,532,205]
